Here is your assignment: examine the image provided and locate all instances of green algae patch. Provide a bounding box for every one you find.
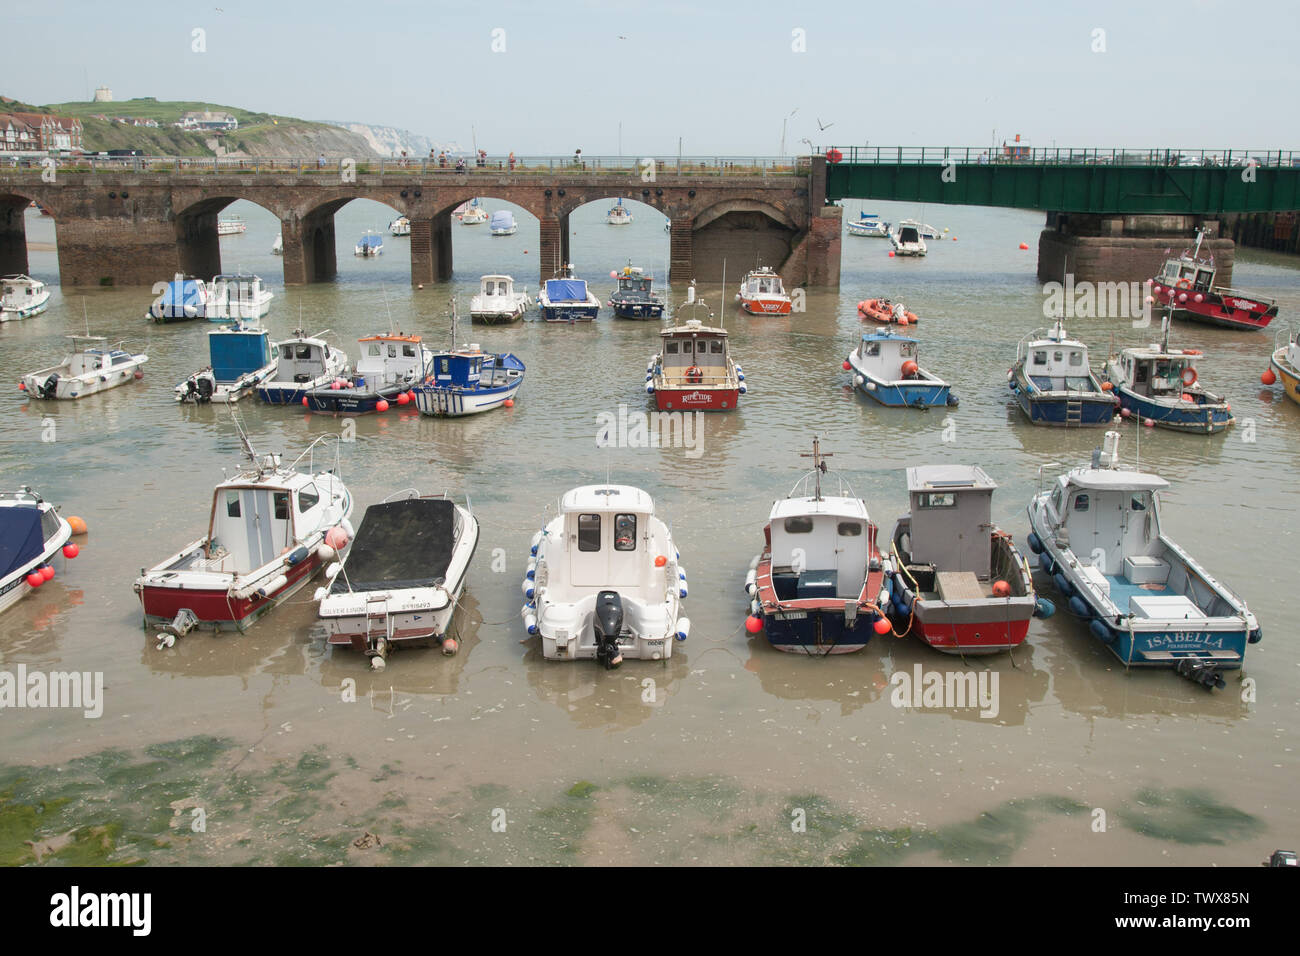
[567,781,598,798]
[1123,788,1262,846]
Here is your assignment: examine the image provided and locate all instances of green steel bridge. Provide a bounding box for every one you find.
[820,147,1300,215]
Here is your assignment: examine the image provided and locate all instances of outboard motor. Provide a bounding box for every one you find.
[593,590,624,669]
[195,376,214,403]
[37,373,59,399]
[1176,658,1226,691]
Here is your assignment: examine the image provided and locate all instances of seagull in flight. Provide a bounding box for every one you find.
[816,117,835,131]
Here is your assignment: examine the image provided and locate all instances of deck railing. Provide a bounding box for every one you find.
[817,146,1300,168]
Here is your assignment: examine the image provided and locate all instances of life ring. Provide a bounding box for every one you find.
[1176,278,1192,290]
[1181,366,1197,386]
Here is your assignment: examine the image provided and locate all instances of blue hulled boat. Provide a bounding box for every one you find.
[255,331,349,405]
[1027,431,1261,689]
[746,437,890,655]
[412,305,525,416]
[537,266,601,322]
[845,329,957,407]
[149,273,210,322]
[1008,318,1118,426]
[609,264,664,319]
[1100,314,1233,434]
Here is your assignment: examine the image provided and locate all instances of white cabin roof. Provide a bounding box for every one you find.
[560,485,654,515]
[770,494,869,523]
[1064,468,1170,492]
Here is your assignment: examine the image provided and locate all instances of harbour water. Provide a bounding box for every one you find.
[1,199,1296,865]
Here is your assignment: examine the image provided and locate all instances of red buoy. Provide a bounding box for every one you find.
[301,396,309,406]
[62,543,79,559]
[18,382,25,390]
[26,572,43,588]
[396,392,409,405]
[1019,242,1029,250]
[1262,368,1277,386]
[888,251,895,257]
[872,618,891,635]
[992,580,1011,597]
[902,360,919,377]
[376,399,390,412]
[825,148,843,164]
[503,398,514,407]
[842,360,851,370]
[745,615,763,634]
[654,554,667,567]
[40,565,55,582]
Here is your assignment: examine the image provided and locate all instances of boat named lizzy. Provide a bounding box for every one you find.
[736,266,792,314]
[522,485,689,667]
[746,438,889,655]
[1027,431,1261,688]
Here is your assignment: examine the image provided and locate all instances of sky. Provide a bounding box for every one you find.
[5,0,1298,155]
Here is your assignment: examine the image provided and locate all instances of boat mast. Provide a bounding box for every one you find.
[801,436,831,501]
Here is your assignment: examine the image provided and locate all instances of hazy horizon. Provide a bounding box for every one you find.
[5,0,1298,155]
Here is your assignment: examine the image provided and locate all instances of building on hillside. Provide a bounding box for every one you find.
[94,86,113,103]
[1,113,83,151]
[176,110,238,132]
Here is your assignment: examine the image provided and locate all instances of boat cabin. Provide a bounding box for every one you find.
[479,275,518,299]
[559,486,655,589]
[356,334,427,386]
[210,325,273,383]
[2,275,45,307]
[204,469,331,573]
[430,348,488,388]
[1020,322,1095,391]
[905,466,996,580]
[767,494,871,602]
[857,331,921,380]
[896,225,921,245]
[661,321,727,384]
[63,337,137,376]
[274,338,335,383]
[1113,347,1199,397]
[617,268,653,295]
[741,270,785,297]
[1158,253,1215,294]
[1048,466,1168,580]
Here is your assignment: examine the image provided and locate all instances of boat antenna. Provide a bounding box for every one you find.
[382,284,394,334]
[720,258,726,328]
[449,296,458,350]
[800,436,831,501]
[1160,303,1172,354]
[82,298,90,335]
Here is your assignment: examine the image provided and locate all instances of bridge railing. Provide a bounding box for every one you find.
[0,153,814,177]
[818,146,1300,168]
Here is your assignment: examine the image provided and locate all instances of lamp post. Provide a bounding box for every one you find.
[780,108,798,157]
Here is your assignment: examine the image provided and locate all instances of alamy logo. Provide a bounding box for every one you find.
[49,886,151,936]
[595,404,704,459]
[0,665,103,718]
[889,664,1000,719]
[1042,274,1151,324]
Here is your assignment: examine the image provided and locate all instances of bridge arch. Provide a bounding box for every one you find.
[0,188,55,278]
[172,194,284,281]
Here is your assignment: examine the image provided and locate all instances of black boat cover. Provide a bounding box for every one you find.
[0,507,44,579]
[332,498,457,593]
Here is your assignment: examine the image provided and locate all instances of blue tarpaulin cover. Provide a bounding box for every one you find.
[210,328,272,382]
[545,279,588,302]
[0,507,44,579]
[490,211,514,229]
[161,279,204,318]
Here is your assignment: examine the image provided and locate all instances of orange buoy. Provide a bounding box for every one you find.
[1262,368,1277,385]
[67,516,88,535]
[1101,381,1114,391]
[302,396,309,406]
[396,392,410,405]
[325,526,349,551]
[376,399,389,412]
[441,637,459,656]
[1181,392,1197,403]
[992,580,1011,597]
[654,555,667,567]
[842,360,852,370]
[888,251,895,257]
[902,360,919,377]
[1019,242,1029,250]
[872,618,891,634]
[503,398,514,407]
[26,572,43,588]
[745,615,763,634]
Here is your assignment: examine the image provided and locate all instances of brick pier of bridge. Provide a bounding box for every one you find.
[0,159,842,292]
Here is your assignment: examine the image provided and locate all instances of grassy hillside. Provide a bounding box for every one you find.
[2,97,377,158]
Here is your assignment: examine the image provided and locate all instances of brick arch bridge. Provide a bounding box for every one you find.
[0,161,841,289]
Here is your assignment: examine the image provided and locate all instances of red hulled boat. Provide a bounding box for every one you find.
[736,266,792,315]
[1151,229,1278,331]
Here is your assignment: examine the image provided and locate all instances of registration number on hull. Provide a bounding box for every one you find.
[775,610,808,620]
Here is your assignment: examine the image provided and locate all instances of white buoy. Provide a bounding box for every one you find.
[675,617,691,641]
[744,568,757,595]
[325,562,342,580]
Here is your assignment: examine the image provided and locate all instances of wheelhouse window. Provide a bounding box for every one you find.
[1032,350,1047,365]
[1073,494,1090,512]
[783,516,813,534]
[295,345,311,359]
[900,342,916,357]
[614,514,637,551]
[297,484,320,512]
[666,342,679,355]
[578,514,601,551]
[1130,494,1148,511]
[226,491,241,517]
[710,340,724,354]
[866,342,881,357]
[403,345,416,357]
[439,358,450,374]
[1068,351,1083,367]
[368,343,381,356]
[281,346,293,359]
[837,521,863,536]
[918,493,955,508]
[274,492,289,520]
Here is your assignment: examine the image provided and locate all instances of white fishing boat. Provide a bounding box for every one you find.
[0,275,51,321]
[606,198,633,225]
[20,336,147,400]
[889,223,928,256]
[736,266,792,314]
[175,321,277,404]
[255,330,349,405]
[209,273,273,321]
[459,199,488,225]
[1026,431,1261,689]
[389,216,411,236]
[217,217,246,236]
[469,274,531,324]
[489,210,517,236]
[316,491,479,669]
[0,487,77,616]
[355,231,384,257]
[846,212,889,238]
[897,218,942,240]
[522,485,689,667]
[135,428,354,636]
